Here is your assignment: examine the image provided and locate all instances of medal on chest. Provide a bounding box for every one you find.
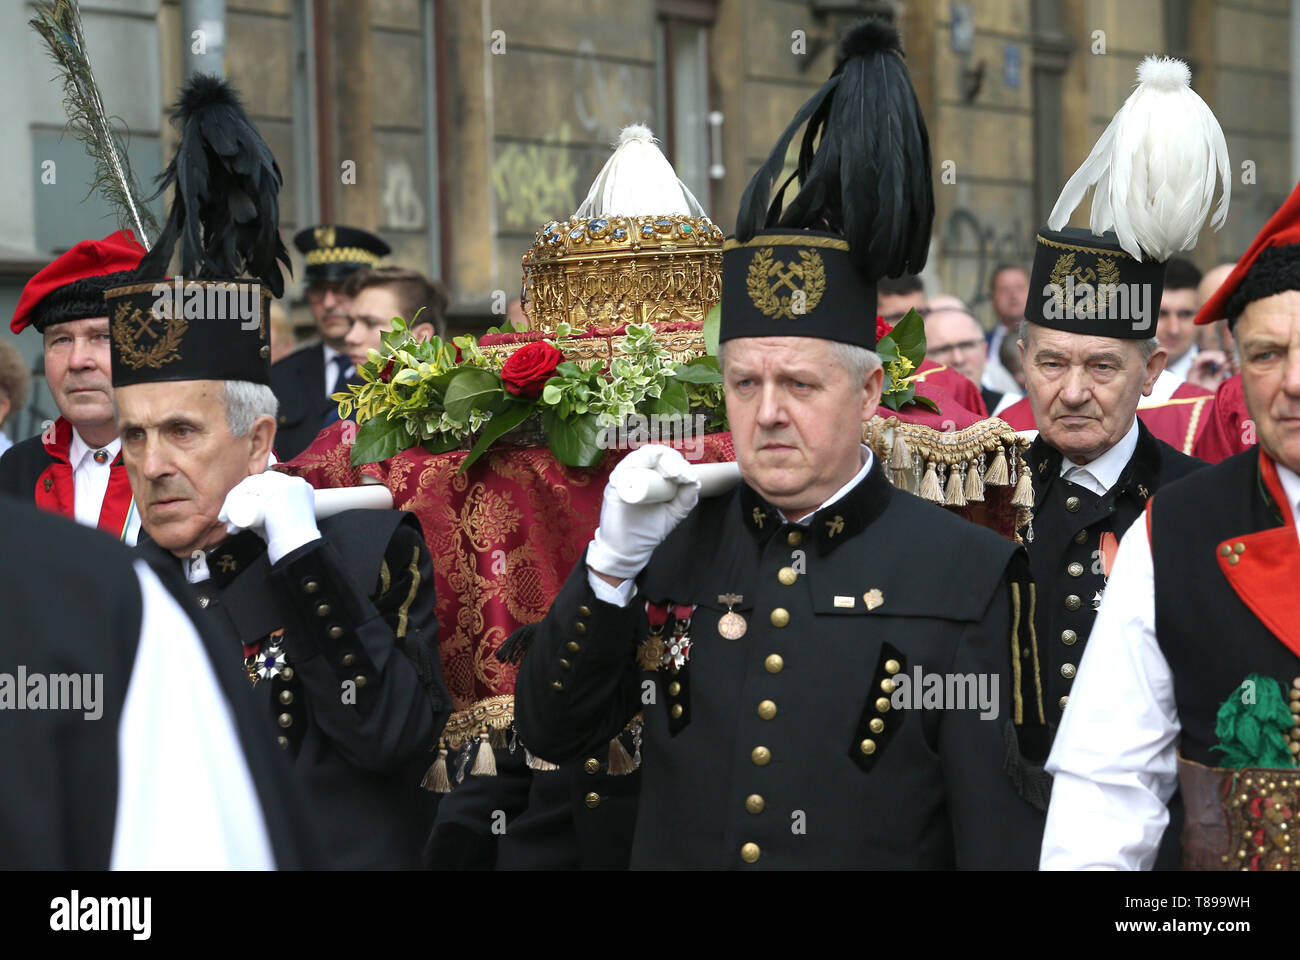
[641,602,698,672]
[717,593,747,639]
[244,628,290,687]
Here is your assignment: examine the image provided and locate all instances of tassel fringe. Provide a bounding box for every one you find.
[471,730,497,776]
[421,741,452,793]
[964,460,984,502]
[944,460,967,507]
[985,445,1010,486]
[918,459,944,505]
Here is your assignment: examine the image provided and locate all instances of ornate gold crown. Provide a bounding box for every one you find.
[522,213,724,330]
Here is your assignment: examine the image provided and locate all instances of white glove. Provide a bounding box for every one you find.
[218,472,323,565]
[586,445,701,581]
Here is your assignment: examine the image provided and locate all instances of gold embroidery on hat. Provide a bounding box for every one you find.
[111,301,187,370]
[314,225,336,248]
[746,247,826,320]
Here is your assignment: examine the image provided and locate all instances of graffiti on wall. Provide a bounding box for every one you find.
[491,123,581,231]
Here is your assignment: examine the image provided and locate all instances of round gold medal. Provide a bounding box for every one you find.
[718,610,747,639]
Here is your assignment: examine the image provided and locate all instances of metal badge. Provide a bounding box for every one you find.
[717,593,747,639]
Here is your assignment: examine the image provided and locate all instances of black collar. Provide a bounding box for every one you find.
[137,527,267,588]
[1027,418,1165,507]
[738,455,893,556]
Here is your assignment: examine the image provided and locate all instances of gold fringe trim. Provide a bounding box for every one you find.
[1011,464,1036,508]
[471,729,497,776]
[421,741,452,793]
[442,694,515,750]
[964,460,984,502]
[985,444,1010,486]
[918,459,944,504]
[944,461,967,507]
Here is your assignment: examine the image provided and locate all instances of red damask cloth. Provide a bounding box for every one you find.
[279,425,735,712]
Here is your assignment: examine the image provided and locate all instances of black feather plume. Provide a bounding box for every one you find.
[137,75,291,297]
[735,18,933,281]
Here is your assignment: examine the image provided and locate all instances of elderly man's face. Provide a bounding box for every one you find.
[723,336,881,519]
[925,309,987,385]
[43,317,116,435]
[116,379,275,557]
[1236,292,1300,474]
[1020,324,1164,465]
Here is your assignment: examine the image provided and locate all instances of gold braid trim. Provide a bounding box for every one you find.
[378,558,391,597]
[443,694,516,750]
[1035,233,1137,262]
[396,546,421,639]
[1010,582,1024,725]
[1027,582,1045,723]
[863,415,1031,468]
[305,246,382,266]
[723,234,850,252]
[1182,396,1211,455]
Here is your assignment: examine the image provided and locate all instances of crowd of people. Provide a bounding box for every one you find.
[2,18,1298,873]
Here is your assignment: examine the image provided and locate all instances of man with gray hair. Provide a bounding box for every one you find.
[103,72,449,868]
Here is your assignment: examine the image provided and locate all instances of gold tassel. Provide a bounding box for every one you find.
[1011,464,1036,508]
[985,444,1010,486]
[944,460,967,507]
[470,729,497,776]
[608,736,636,775]
[525,748,560,771]
[964,459,984,502]
[888,430,909,470]
[918,459,944,504]
[421,741,452,793]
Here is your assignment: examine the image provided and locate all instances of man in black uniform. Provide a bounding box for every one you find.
[515,20,1046,869]
[106,74,448,869]
[0,496,316,869]
[271,224,390,460]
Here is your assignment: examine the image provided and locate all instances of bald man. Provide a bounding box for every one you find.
[924,302,1020,415]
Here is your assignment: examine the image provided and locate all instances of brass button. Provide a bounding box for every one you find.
[584,791,601,809]
[668,681,681,696]
[1059,695,1070,710]
[575,622,587,634]
[578,605,592,616]
[1220,544,1232,557]
[197,594,210,609]
[869,717,885,734]
[884,659,900,675]
[584,758,600,775]
[1229,555,1239,565]
[745,794,765,815]
[279,689,294,705]
[671,704,683,719]
[880,677,895,694]
[1065,594,1082,611]
[341,652,356,667]
[1074,530,1088,545]
[751,746,771,766]
[315,602,331,618]
[566,641,580,653]
[859,738,877,755]
[551,680,564,690]
[757,699,777,720]
[1061,629,1078,645]
[281,666,294,681]
[278,415,287,424]
[277,712,293,728]
[276,735,290,748]
[1065,496,1081,512]
[1235,542,1246,554]
[786,530,803,547]
[559,658,571,669]
[353,674,368,688]
[1067,562,1084,577]
[765,654,784,674]
[777,566,797,586]
[303,580,320,594]
[328,625,344,640]
[875,697,891,712]
[741,842,760,863]
[1061,663,1076,680]
[770,608,790,628]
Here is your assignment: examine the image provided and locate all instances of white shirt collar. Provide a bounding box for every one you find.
[1058,417,1139,495]
[322,342,344,364]
[1275,461,1300,533]
[786,445,875,525]
[69,427,121,470]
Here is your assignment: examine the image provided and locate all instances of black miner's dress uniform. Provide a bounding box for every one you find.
[137,511,449,868]
[0,497,318,868]
[516,463,1047,869]
[1025,420,1202,724]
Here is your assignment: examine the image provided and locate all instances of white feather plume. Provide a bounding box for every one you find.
[1047,56,1230,261]
[574,124,707,217]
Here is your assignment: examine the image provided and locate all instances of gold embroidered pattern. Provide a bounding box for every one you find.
[396,546,421,639]
[111,301,187,370]
[746,247,827,320]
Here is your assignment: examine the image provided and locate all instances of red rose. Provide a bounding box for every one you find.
[379,358,397,383]
[501,341,563,398]
[876,316,895,342]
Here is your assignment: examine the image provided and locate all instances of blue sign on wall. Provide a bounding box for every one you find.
[1004,43,1022,90]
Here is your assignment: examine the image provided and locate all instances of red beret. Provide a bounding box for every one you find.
[1197,177,1300,326]
[11,229,147,334]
